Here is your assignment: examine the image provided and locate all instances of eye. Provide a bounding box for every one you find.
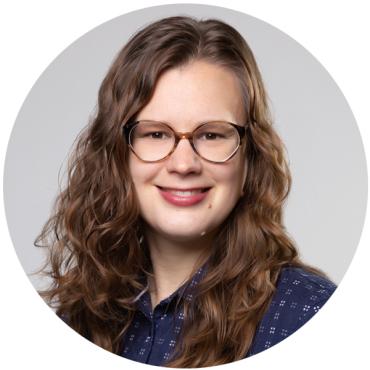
[200,132,225,140]
[144,131,171,139]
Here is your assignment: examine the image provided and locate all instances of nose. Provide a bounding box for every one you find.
[165,138,202,175]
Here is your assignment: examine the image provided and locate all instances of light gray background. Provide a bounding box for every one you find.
[3,4,367,288]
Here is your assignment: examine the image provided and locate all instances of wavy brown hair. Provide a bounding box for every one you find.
[35,16,327,367]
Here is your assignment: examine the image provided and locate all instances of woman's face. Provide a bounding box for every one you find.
[129,60,247,243]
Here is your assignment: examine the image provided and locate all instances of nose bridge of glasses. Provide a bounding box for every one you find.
[175,131,194,141]
[172,131,197,157]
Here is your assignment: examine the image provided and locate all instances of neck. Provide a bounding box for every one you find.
[143,226,214,308]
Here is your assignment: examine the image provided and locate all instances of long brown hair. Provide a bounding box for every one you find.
[35,16,327,367]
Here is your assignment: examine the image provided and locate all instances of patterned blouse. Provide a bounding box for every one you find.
[120,264,337,366]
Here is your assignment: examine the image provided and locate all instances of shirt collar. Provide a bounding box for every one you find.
[135,260,209,319]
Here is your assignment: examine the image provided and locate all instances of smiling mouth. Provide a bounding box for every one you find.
[156,186,211,195]
[156,186,211,206]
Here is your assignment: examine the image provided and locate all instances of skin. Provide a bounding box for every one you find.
[128,60,248,308]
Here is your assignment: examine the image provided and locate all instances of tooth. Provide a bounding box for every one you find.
[169,190,202,196]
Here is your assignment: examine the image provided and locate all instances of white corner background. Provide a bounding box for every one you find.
[1,1,368,369]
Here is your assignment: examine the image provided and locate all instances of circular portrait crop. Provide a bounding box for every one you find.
[3,4,367,368]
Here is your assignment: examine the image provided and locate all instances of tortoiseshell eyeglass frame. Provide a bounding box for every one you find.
[122,120,249,163]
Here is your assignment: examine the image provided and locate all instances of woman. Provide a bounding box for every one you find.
[35,16,336,367]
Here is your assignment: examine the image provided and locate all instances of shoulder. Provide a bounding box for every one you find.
[267,266,337,328]
[274,266,337,303]
[247,266,337,357]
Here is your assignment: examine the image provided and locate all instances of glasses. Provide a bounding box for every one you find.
[123,120,247,163]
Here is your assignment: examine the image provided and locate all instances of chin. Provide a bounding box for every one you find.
[162,231,209,243]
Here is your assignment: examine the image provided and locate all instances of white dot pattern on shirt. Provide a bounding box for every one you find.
[156,338,165,345]
[247,267,336,356]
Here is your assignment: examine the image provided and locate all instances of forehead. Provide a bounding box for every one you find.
[136,60,246,129]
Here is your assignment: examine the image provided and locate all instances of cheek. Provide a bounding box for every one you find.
[207,174,240,218]
[129,156,159,187]
[214,159,246,197]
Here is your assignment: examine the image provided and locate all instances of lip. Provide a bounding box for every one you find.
[157,186,210,191]
[157,186,211,206]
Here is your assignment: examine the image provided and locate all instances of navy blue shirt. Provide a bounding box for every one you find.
[120,265,336,366]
